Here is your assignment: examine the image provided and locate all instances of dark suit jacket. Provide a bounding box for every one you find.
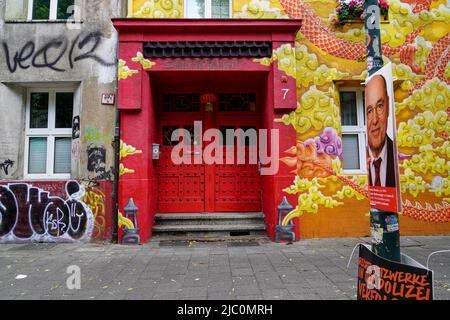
[369,136,397,188]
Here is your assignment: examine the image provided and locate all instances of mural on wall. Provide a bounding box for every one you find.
[119,140,143,177]
[0,181,94,242]
[125,0,449,235]
[128,0,183,18]
[269,0,450,226]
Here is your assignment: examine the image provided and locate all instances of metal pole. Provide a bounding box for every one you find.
[364,0,401,262]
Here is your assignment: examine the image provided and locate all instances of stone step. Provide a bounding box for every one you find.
[155,212,264,220]
[152,223,266,233]
[151,232,269,242]
[152,212,266,241]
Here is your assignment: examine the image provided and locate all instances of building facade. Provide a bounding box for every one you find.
[1,0,449,244]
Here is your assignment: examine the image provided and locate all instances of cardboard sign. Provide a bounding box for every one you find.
[357,244,433,300]
[365,63,402,212]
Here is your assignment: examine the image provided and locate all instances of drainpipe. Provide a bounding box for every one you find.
[364,0,400,262]
[111,32,120,244]
[112,107,120,244]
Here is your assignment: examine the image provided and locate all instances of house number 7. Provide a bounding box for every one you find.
[282,89,289,100]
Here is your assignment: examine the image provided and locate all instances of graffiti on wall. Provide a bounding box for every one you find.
[83,127,113,145]
[0,181,94,242]
[2,31,115,73]
[0,159,14,175]
[86,144,113,180]
[81,185,107,239]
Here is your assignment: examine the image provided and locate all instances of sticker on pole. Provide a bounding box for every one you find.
[357,244,433,300]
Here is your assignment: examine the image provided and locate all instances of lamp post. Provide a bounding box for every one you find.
[364,0,400,262]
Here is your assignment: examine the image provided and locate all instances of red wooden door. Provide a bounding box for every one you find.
[156,93,261,213]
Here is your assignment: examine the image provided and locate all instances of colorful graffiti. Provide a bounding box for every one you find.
[0,181,94,242]
[81,185,107,239]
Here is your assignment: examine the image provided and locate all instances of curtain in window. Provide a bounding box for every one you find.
[54,137,71,173]
[29,137,47,173]
[342,135,360,170]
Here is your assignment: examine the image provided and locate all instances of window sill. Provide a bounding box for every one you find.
[24,175,71,181]
[342,171,367,176]
[5,19,84,24]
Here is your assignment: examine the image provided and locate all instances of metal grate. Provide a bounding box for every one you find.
[159,240,190,247]
[227,240,259,247]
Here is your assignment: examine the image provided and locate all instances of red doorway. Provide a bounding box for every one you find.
[155,73,262,213]
[114,19,301,242]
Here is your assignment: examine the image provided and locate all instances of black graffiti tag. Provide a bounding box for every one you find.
[0,181,92,241]
[2,31,115,73]
[0,159,14,175]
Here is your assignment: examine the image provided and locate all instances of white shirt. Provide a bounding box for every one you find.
[368,139,388,187]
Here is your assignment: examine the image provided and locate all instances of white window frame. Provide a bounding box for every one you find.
[184,0,232,18]
[340,87,367,175]
[24,88,74,180]
[27,0,76,20]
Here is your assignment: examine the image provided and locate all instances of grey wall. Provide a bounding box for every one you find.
[0,0,125,181]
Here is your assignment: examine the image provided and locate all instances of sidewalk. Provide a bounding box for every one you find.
[0,236,449,300]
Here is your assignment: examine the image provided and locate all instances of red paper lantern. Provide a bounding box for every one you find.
[200,93,217,105]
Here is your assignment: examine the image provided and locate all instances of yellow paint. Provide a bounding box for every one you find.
[132,52,156,70]
[118,59,138,81]
[120,140,143,176]
[128,0,183,18]
[233,0,288,18]
[118,211,135,229]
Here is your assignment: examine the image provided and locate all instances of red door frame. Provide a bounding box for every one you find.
[114,19,302,243]
[154,72,264,213]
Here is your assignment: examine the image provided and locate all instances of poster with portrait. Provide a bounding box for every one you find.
[365,63,402,212]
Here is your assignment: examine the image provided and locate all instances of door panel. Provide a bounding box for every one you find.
[157,123,205,212]
[214,123,261,212]
[156,93,261,213]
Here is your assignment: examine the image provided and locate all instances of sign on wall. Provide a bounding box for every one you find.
[357,244,433,300]
[365,63,402,212]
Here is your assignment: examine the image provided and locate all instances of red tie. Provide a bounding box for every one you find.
[373,158,382,187]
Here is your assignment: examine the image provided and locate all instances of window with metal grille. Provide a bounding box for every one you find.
[163,94,201,112]
[218,93,256,112]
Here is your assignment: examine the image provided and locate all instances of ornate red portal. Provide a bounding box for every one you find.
[113,19,302,242]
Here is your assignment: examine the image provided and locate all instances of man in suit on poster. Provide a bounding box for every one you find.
[366,74,397,188]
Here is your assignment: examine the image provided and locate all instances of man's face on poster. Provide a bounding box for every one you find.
[366,75,389,158]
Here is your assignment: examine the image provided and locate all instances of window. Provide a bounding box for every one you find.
[28,0,75,20]
[25,89,74,179]
[340,88,367,174]
[185,0,231,18]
